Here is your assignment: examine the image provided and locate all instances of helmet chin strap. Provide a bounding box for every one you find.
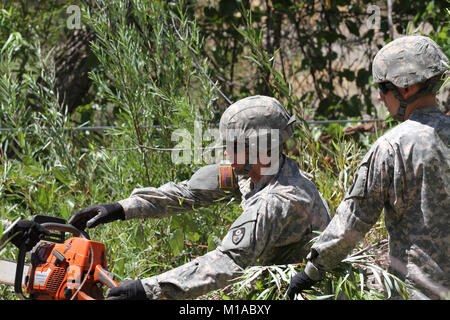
[241,162,252,175]
[390,88,407,122]
[390,80,439,122]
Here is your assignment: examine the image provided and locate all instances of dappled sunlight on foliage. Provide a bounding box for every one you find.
[0,0,448,300]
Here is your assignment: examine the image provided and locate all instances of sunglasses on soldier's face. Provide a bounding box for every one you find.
[378,82,389,94]
[378,82,395,95]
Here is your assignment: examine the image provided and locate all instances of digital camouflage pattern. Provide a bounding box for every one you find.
[118,163,241,220]
[119,155,331,299]
[304,106,450,299]
[219,95,297,146]
[372,35,448,88]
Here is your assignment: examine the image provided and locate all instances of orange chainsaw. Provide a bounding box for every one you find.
[0,215,118,300]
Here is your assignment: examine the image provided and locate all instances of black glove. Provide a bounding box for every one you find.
[287,270,317,300]
[8,220,51,251]
[106,279,147,300]
[69,203,125,230]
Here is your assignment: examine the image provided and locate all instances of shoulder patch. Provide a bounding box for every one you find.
[232,227,245,245]
[219,165,234,189]
[188,164,221,191]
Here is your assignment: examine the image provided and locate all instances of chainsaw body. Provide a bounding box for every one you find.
[15,215,118,300]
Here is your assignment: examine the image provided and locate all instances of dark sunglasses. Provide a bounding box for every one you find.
[378,82,394,94]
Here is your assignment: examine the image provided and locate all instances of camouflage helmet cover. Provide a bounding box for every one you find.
[219,95,296,148]
[372,35,448,88]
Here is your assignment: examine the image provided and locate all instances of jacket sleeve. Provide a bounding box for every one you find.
[305,139,394,279]
[118,164,239,220]
[217,195,290,267]
[140,249,243,299]
[140,190,322,299]
[218,187,319,267]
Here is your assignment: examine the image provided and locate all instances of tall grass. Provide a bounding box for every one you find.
[0,0,408,300]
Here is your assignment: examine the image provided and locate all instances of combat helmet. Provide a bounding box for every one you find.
[372,35,448,121]
[219,95,296,173]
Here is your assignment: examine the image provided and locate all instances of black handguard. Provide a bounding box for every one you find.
[1,220,51,251]
[69,203,125,230]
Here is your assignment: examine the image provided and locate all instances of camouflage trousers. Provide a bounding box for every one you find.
[140,249,243,299]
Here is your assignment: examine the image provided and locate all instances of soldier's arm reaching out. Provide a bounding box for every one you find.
[69,164,238,229]
[288,139,394,298]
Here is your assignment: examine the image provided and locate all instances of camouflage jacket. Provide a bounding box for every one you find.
[304,106,450,299]
[119,155,331,299]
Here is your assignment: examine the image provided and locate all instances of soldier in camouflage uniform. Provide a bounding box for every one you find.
[69,96,331,300]
[288,35,450,300]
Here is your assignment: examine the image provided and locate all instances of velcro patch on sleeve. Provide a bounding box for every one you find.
[219,165,234,189]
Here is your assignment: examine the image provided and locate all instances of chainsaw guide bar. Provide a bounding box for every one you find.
[0,259,29,286]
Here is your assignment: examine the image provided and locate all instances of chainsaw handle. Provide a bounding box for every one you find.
[14,243,31,300]
[71,265,118,300]
[94,265,119,289]
[40,222,90,240]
